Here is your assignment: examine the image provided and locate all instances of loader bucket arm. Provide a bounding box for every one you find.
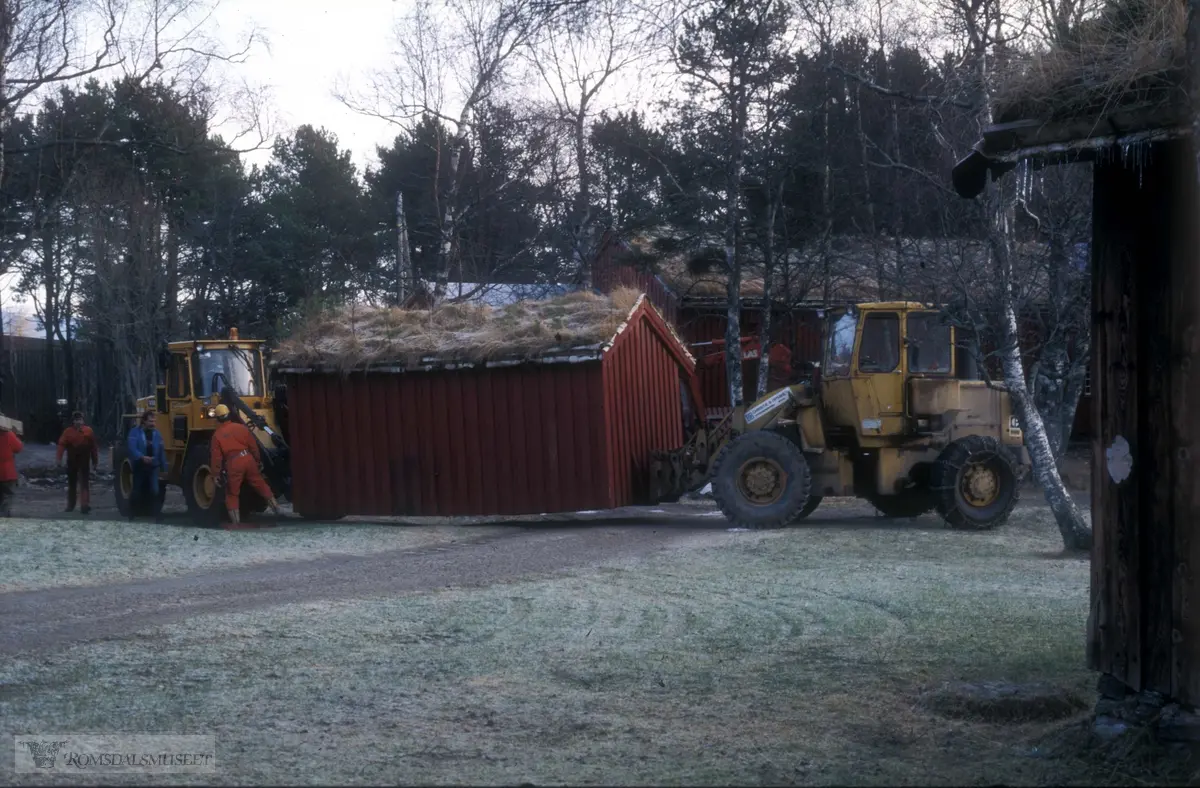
[214,376,289,451]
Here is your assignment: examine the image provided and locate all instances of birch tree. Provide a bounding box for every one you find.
[525,0,660,287]
[673,0,793,407]
[932,0,1093,550]
[339,0,562,301]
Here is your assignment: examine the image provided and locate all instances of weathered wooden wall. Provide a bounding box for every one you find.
[1088,138,1200,706]
[0,336,116,441]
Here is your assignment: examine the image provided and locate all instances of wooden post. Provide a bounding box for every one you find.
[1089,138,1200,725]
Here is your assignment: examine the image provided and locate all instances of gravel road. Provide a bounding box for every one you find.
[0,517,740,658]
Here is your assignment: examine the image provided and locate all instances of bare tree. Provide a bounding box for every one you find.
[930,0,1092,550]
[338,0,563,302]
[524,0,666,287]
[673,0,793,408]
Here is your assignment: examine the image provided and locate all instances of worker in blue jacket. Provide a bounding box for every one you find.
[127,410,167,520]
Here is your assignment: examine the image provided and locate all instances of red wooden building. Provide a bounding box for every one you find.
[277,293,702,519]
[591,228,1094,439]
[591,229,826,411]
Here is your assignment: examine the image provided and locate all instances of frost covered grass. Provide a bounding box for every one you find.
[0,505,1134,786]
[0,518,510,593]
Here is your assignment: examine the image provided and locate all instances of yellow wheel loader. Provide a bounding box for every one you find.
[651,301,1031,530]
[113,329,292,525]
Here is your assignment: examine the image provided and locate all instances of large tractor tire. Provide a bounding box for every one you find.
[712,430,813,530]
[181,442,225,527]
[113,442,134,518]
[867,490,936,518]
[792,495,824,522]
[931,435,1020,530]
[113,442,166,518]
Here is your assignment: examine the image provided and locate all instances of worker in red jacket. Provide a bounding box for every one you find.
[0,416,23,517]
[57,411,100,514]
[210,404,280,526]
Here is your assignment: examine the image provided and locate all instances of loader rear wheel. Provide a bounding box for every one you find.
[867,490,936,518]
[931,436,1019,530]
[182,442,225,527]
[712,431,812,530]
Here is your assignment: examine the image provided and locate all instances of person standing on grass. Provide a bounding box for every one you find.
[57,411,100,514]
[0,416,23,517]
[210,404,281,527]
[127,411,167,521]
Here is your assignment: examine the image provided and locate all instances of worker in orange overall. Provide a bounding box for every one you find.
[210,404,281,526]
[0,415,22,517]
[57,411,100,514]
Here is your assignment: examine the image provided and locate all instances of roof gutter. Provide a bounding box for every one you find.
[951,103,1190,199]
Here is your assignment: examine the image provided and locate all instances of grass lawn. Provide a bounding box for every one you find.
[0,518,509,592]
[0,505,1187,785]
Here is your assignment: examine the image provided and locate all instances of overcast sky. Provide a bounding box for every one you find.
[210,0,403,172]
[4,0,667,332]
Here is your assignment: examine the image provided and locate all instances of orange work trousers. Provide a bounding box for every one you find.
[225,453,273,513]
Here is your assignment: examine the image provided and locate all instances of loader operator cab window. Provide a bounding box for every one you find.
[905,312,953,374]
[193,348,264,398]
[857,313,900,373]
[825,309,858,377]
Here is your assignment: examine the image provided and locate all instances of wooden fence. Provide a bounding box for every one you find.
[0,336,124,442]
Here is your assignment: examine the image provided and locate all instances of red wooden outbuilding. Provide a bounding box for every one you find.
[277,293,703,519]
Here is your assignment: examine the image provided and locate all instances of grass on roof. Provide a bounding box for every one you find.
[995,0,1185,124]
[273,287,644,371]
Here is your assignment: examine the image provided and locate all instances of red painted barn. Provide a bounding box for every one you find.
[274,290,702,519]
[592,228,1095,439]
[591,229,826,410]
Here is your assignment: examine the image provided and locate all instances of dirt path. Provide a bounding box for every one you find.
[0,520,732,658]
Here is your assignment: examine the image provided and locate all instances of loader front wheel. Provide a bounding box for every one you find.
[792,495,824,521]
[712,431,812,530]
[931,436,1019,530]
[113,443,166,518]
[182,442,225,527]
[113,443,134,517]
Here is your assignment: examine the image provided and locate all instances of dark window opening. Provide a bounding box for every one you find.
[906,313,953,374]
[858,313,900,373]
[167,354,191,399]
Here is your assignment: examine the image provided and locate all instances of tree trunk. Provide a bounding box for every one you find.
[991,213,1092,551]
[0,0,13,414]
[820,61,833,305]
[853,83,884,299]
[396,190,411,305]
[437,118,471,302]
[724,81,749,408]
[756,182,781,399]
[1189,0,1200,183]
[573,105,593,289]
[165,218,179,338]
[41,220,59,432]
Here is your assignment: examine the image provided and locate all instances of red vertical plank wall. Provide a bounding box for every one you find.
[285,363,611,518]
[601,305,688,507]
[790,310,825,364]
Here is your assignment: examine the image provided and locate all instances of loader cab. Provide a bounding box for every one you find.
[820,302,956,446]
